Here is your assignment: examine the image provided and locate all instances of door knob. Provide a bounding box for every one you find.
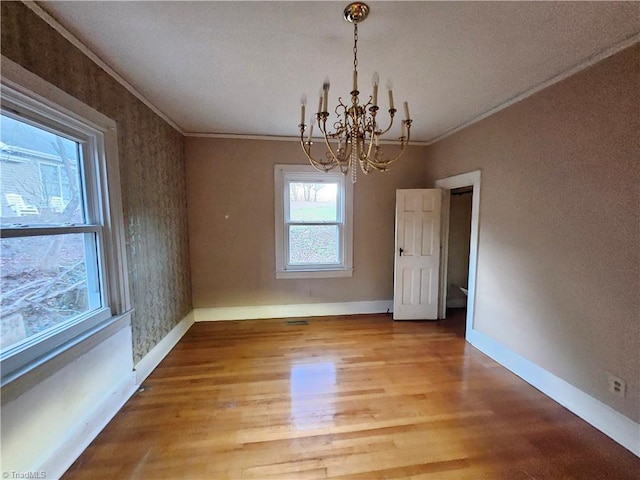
[399,247,404,256]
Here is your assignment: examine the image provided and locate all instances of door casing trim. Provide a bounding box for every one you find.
[435,170,481,337]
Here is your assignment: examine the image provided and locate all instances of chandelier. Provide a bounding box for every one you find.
[298,2,412,183]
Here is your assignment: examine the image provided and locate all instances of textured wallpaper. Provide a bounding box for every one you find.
[1,1,193,363]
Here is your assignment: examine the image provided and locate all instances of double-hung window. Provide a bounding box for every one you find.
[274,164,353,278]
[0,68,128,385]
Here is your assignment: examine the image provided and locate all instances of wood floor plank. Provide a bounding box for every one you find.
[62,311,639,479]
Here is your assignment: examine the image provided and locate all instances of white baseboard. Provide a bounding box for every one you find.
[194,300,393,322]
[39,374,137,479]
[134,311,195,384]
[467,328,640,456]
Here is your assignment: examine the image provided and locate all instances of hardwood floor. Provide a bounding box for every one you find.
[63,311,639,479]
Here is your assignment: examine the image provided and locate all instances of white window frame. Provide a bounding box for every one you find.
[274,164,353,279]
[0,58,130,386]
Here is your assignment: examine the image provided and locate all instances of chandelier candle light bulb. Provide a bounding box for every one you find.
[322,77,330,113]
[298,2,412,182]
[317,88,323,115]
[307,116,315,141]
[300,94,307,126]
[372,72,379,106]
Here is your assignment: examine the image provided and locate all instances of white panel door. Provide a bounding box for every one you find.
[393,189,442,320]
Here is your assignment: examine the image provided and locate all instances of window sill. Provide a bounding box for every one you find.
[1,310,133,390]
[276,268,353,279]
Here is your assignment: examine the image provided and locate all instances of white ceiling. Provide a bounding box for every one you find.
[38,1,639,143]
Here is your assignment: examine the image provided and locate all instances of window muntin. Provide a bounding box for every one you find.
[274,165,353,278]
[0,78,125,385]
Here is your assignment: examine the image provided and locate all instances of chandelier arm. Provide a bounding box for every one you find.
[377,108,398,136]
[366,149,404,170]
[402,119,412,147]
[318,114,350,168]
[299,137,336,172]
[366,119,412,170]
[360,122,377,172]
[299,123,345,172]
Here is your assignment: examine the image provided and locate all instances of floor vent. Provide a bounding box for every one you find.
[285,319,309,325]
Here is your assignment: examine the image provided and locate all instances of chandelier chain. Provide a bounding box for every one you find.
[353,23,358,73]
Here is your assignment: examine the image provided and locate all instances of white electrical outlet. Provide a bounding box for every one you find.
[608,374,626,398]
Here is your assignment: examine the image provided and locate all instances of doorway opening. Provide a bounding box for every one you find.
[444,187,472,335]
[435,171,481,340]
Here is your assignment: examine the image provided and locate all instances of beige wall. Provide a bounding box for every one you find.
[426,45,639,421]
[185,138,428,308]
[1,2,193,363]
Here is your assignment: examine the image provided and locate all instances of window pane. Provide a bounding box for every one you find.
[0,114,84,226]
[289,225,339,264]
[289,182,338,222]
[0,233,101,352]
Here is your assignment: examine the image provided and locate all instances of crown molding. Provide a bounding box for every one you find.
[22,0,185,135]
[183,131,431,146]
[183,132,300,142]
